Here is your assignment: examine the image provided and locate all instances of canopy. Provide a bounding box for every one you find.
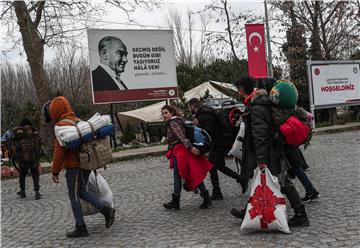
[117,81,238,124]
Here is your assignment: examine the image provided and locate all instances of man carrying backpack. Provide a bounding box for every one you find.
[43,96,115,238]
[8,118,42,200]
[188,98,248,200]
[230,77,309,227]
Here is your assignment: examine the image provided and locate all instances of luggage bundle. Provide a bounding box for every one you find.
[55,113,114,150]
[56,113,114,171]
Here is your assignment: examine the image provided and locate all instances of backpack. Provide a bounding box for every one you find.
[213,100,242,152]
[8,126,42,165]
[184,123,212,155]
[170,119,212,155]
[272,106,312,148]
[61,119,113,171]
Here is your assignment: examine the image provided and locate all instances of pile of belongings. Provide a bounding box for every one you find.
[55,113,114,150]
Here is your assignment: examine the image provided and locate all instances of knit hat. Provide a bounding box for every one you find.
[269,80,298,108]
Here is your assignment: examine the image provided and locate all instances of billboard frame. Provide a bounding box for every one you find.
[307,60,360,128]
[87,28,179,105]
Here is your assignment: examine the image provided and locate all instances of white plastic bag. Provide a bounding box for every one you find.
[241,166,291,234]
[80,171,114,216]
[228,122,245,159]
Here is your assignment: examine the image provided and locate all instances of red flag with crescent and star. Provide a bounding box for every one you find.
[245,23,268,78]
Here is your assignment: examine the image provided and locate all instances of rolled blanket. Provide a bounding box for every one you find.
[55,113,112,145]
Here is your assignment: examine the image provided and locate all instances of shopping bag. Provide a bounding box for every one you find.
[241,166,291,233]
[81,171,114,216]
[228,122,245,159]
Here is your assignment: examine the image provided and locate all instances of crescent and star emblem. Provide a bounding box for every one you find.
[248,32,263,53]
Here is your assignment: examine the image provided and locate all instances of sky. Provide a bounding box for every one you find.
[1,0,269,65]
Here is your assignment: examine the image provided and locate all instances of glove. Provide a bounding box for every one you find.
[258,163,267,169]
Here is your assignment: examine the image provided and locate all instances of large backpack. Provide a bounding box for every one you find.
[8,126,42,165]
[213,100,242,153]
[61,119,113,171]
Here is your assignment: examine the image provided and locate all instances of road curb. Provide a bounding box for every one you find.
[2,122,359,179]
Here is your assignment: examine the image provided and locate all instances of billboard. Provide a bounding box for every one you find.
[87,29,178,104]
[309,61,360,108]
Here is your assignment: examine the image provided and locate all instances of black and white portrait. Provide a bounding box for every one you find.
[92,36,128,91]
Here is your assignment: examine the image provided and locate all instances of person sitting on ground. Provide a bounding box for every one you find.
[161,105,213,210]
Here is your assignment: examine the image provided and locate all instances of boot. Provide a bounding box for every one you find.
[288,205,310,227]
[66,224,89,238]
[100,206,116,228]
[163,194,180,210]
[199,190,212,209]
[301,191,319,202]
[18,191,26,198]
[211,188,224,201]
[35,191,42,200]
[230,208,246,219]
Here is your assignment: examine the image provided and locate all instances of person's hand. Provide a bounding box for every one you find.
[52,175,60,183]
[258,163,267,169]
[191,147,200,156]
[192,118,199,126]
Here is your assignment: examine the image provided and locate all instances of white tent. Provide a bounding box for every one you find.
[117,81,237,124]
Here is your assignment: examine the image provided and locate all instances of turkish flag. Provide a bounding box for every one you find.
[245,24,268,78]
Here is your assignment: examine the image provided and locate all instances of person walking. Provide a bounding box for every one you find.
[161,105,213,210]
[8,118,42,200]
[230,77,310,227]
[188,98,248,200]
[43,96,115,238]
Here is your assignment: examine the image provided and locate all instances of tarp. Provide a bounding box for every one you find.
[117,81,237,124]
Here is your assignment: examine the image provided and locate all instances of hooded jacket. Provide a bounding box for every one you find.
[242,89,282,177]
[49,96,81,175]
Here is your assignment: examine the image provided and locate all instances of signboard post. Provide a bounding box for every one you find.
[307,60,360,128]
[87,29,178,104]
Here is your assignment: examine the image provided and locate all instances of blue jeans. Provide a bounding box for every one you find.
[293,166,316,194]
[173,157,206,196]
[65,168,104,225]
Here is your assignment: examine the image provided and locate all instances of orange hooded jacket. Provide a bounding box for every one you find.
[49,96,81,175]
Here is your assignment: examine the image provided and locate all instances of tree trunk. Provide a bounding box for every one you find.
[14,1,53,155]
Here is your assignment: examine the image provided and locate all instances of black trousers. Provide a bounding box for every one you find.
[208,146,239,191]
[19,164,40,192]
[281,175,304,212]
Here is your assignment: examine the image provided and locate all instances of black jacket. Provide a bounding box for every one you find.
[242,89,282,177]
[195,105,221,142]
[92,66,128,91]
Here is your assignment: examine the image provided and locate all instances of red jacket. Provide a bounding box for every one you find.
[166,143,213,191]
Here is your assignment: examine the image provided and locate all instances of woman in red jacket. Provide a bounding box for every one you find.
[161,105,213,210]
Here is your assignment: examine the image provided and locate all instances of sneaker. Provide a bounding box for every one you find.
[301,191,319,202]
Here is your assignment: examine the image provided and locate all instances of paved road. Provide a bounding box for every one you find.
[1,131,360,248]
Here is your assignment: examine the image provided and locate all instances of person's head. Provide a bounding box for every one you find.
[20,117,32,127]
[98,36,128,76]
[42,96,76,123]
[257,78,276,95]
[161,105,182,121]
[188,98,202,114]
[234,77,256,99]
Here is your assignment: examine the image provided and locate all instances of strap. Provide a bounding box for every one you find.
[61,118,83,141]
[87,121,97,138]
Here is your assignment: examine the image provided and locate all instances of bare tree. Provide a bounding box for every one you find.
[270,0,360,122]
[199,0,259,62]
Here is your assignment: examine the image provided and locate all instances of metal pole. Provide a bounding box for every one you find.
[306,60,316,128]
[264,0,274,78]
[110,103,118,148]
